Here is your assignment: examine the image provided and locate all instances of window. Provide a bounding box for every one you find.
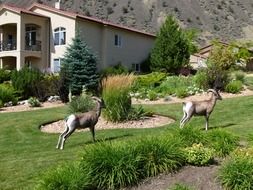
[132,63,140,72]
[25,60,32,69]
[26,25,37,46]
[54,27,66,45]
[53,58,61,72]
[114,34,122,47]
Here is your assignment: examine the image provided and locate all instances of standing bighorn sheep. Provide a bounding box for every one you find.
[180,89,222,130]
[56,96,105,150]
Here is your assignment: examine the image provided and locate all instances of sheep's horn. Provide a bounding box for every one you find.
[91,96,101,102]
[207,89,218,95]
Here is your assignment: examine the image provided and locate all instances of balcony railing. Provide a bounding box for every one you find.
[0,40,17,52]
[25,40,41,51]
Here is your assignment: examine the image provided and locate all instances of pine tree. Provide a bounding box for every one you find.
[60,33,99,96]
[150,15,196,73]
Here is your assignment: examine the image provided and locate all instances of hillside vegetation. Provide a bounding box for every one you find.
[2,0,253,45]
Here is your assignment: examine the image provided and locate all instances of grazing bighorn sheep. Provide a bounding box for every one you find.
[56,96,105,150]
[180,89,222,130]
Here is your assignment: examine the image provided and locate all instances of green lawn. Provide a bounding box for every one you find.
[1,96,253,189]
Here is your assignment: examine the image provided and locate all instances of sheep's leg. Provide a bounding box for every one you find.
[89,127,96,142]
[180,112,187,128]
[60,127,76,150]
[56,126,69,149]
[180,109,194,128]
[205,115,209,131]
[181,115,192,128]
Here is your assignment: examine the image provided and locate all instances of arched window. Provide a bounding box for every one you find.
[54,27,66,45]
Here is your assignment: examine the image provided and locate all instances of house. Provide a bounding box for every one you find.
[189,42,230,70]
[0,1,156,73]
[190,41,253,70]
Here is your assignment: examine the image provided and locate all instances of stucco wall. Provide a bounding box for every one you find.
[103,26,155,70]
[31,7,76,72]
[77,18,155,71]
[21,14,50,70]
[76,18,103,69]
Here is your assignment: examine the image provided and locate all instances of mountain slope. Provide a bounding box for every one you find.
[2,0,253,45]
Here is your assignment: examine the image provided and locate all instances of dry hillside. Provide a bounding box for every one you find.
[2,0,253,45]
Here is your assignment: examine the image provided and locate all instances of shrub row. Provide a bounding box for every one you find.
[219,147,253,190]
[0,83,18,107]
[37,127,239,189]
[37,135,185,190]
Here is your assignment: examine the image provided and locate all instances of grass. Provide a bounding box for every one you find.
[245,76,253,90]
[1,95,253,189]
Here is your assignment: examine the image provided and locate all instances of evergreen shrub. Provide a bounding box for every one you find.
[0,84,18,106]
[68,93,95,114]
[60,33,99,96]
[0,69,11,83]
[28,97,41,107]
[101,63,128,76]
[132,72,167,91]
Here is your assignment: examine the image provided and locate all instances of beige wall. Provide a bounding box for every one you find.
[103,27,154,70]
[0,9,22,69]
[21,14,50,70]
[77,18,155,70]
[31,7,76,72]
[76,18,103,69]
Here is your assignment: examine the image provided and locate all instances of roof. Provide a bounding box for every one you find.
[28,3,156,37]
[192,53,208,59]
[0,3,49,18]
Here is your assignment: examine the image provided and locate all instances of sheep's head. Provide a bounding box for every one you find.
[92,96,106,108]
[207,89,222,100]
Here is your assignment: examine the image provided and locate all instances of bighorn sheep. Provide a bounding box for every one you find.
[56,96,105,150]
[180,89,222,130]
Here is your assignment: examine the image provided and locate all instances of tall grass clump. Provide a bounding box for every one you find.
[80,142,140,189]
[36,162,91,190]
[219,153,253,190]
[79,136,185,189]
[102,74,135,122]
[169,183,194,190]
[225,80,243,94]
[172,126,207,147]
[133,136,185,177]
[206,129,239,157]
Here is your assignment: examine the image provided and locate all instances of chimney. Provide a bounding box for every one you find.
[55,0,61,9]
